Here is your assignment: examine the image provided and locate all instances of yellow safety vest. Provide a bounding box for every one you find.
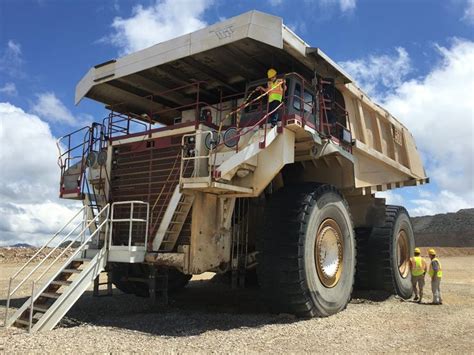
[411,256,425,277]
[429,258,443,278]
[268,79,284,102]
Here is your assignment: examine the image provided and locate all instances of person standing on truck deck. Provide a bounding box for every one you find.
[428,248,443,305]
[262,68,285,127]
[409,247,427,303]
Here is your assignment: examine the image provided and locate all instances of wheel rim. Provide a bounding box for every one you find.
[315,218,344,288]
[397,230,410,278]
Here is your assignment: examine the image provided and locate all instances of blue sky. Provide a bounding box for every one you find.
[0,0,473,245]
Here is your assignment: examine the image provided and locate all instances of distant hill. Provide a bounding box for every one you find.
[9,243,34,248]
[412,208,474,247]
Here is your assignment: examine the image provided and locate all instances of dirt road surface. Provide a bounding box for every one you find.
[1,252,473,353]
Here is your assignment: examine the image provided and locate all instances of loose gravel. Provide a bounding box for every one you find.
[1,255,473,353]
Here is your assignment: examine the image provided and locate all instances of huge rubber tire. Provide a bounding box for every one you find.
[257,183,356,317]
[110,263,137,295]
[354,227,371,290]
[110,263,191,297]
[368,205,414,299]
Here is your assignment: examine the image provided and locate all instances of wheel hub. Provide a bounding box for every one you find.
[397,230,410,278]
[315,219,344,288]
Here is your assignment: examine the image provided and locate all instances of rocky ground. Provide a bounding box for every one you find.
[1,249,473,353]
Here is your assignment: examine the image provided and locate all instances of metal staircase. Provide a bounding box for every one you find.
[4,205,110,332]
[153,186,195,251]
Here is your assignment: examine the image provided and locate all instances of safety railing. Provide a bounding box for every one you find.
[149,151,190,237]
[4,204,110,328]
[108,201,149,250]
[180,130,215,183]
[56,123,106,198]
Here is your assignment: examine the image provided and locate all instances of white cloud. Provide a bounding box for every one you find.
[320,0,357,12]
[463,0,474,24]
[376,190,405,206]
[31,92,76,125]
[383,39,474,205]
[0,82,17,96]
[340,47,411,97]
[346,39,474,215]
[409,190,472,216]
[0,102,79,246]
[105,0,213,55]
[338,0,356,12]
[0,40,24,78]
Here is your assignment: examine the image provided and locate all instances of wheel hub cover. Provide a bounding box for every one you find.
[397,230,410,279]
[315,219,344,288]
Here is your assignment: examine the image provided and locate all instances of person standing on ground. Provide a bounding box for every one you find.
[428,248,443,305]
[259,69,285,127]
[409,247,427,303]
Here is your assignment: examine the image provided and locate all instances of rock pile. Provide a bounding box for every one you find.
[412,208,474,247]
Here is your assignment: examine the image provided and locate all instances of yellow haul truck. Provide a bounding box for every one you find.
[5,11,428,331]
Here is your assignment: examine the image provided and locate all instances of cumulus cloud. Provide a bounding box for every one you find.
[384,39,474,202]
[105,0,213,55]
[361,39,474,215]
[0,102,79,246]
[0,82,17,96]
[340,47,411,97]
[31,92,77,126]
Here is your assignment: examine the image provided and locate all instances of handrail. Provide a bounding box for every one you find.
[109,201,149,250]
[19,207,110,331]
[4,203,110,327]
[34,205,109,283]
[8,206,86,282]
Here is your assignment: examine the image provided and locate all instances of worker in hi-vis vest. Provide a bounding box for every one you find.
[428,248,443,305]
[259,68,285,127]
[409,247,427,303]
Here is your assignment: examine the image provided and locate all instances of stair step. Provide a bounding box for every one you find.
[62,268,81,274]
[32,305,49,313]
[14,319,31,327]
[73,258,92,262]
[41,292,61,299]
[50,280,72,286]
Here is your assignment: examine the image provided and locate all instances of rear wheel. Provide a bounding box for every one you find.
[368,205,414,298]
[257,183,356,317]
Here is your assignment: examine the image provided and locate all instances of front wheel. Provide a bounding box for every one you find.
[257,183,356,317]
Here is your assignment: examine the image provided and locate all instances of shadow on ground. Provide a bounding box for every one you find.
[1,279,395,337]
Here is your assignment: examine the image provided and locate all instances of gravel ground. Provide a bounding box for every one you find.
[1,254,473,353]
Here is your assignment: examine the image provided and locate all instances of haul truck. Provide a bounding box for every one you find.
[5,11,428,331]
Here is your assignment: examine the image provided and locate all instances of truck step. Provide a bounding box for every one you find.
[50,280,72,286]
[62,268,81,274]
[41,292,61,299]
[32,305,49,313]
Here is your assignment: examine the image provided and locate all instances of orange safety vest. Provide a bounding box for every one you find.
[410,256,425,277]
[429,257,443,278]
[268,79,284,102]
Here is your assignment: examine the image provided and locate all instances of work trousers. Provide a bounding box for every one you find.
[268,100,281,125]
[431,276,442,304]
[411,275,425,299]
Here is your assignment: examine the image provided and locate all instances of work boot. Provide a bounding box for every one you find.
[413,295,419,302]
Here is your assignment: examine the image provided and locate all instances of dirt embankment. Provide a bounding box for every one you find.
[412,208,474,247]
